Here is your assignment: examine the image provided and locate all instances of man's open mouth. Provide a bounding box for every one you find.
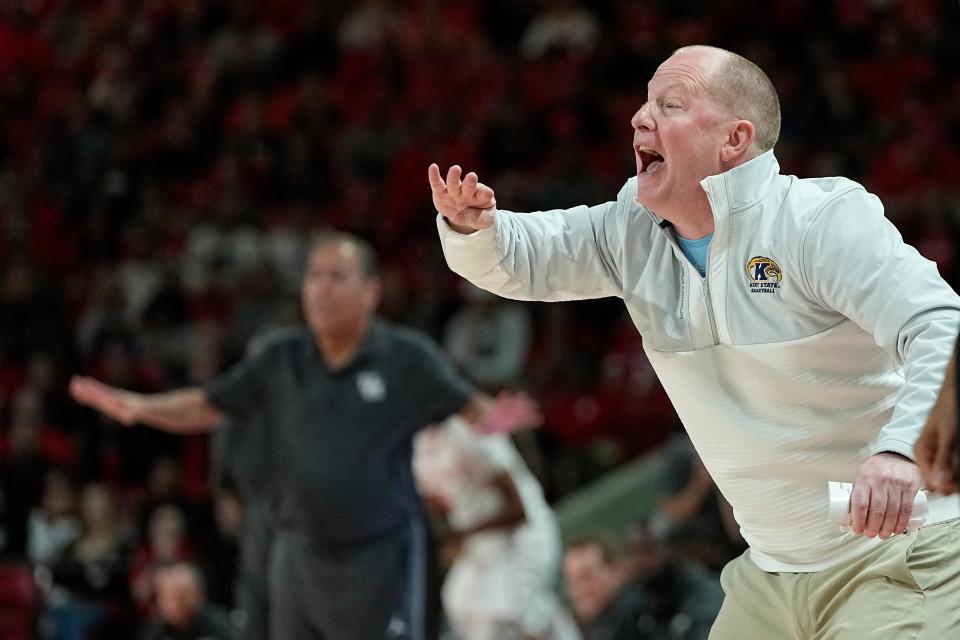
[637,146,665,175]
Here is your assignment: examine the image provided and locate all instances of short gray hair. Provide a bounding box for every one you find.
[711,50,781,152]
[306,231,379,279]
[677,46,782,153]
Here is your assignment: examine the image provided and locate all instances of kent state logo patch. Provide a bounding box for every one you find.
[746,256,782,294]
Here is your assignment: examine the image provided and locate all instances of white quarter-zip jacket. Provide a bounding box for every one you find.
[436,151,960,572]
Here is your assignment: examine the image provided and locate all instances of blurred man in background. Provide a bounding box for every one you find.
[563,528,723,640]
[563,534,638,640]
[72,232,540,640]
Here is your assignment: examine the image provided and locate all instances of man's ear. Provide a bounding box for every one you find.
[721,119,756,162]
[366,276,383,311]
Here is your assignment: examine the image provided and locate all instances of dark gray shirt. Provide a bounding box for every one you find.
[209,415,271,506]
[204,320,474,545]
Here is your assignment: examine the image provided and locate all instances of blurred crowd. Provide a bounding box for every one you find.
[0,0,957,638]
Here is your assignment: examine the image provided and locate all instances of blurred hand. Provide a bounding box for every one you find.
[428,163,497,233]
[916,366,960,494]
[850,453,921,539]
[69,375,142,426]
[478,390,543,435]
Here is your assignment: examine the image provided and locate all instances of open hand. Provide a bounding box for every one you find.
[850,453,922,538]
[478,390,543,435]
[69,375,143,426]
[428,163,497,233]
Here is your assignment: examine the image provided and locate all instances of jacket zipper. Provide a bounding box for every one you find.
[703,277,720,345]
[702,236,720,345]
[656,219,720,345]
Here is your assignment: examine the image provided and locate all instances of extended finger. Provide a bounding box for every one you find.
[68,375,88,401]
[878,490,902,539]
[472,182,496,206]
[863,486,887,537]
[428,163,447,193]
[70,378,130,421]
[850,483,871,534]
[446,165,463,195]
[78,379,119,405]
[893,488,915,534]
[84,386,124,414]
[461,172,478,200]
[70,377,106,405]
[514,397,543,426]
[500,392,542,427]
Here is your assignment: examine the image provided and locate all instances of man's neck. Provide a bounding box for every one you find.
[315,317,373,371]
[663,197,715,240]
[671,217,714,240]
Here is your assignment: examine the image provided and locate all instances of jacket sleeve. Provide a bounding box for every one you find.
[800,186,960,460]
[436,182,632,301]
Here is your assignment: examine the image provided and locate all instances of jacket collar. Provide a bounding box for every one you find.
[700,149,780,216]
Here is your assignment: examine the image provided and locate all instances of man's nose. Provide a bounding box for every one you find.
[631,103,654,131]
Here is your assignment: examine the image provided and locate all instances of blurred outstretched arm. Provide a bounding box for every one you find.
[70,375,225,433]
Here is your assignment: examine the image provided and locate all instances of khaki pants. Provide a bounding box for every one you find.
[710,518,960,639]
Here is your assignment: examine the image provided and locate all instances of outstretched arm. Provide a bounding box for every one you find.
[70,376,225,433]
[429,163,626,302]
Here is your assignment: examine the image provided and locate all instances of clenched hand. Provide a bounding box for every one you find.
[850,452,922,539]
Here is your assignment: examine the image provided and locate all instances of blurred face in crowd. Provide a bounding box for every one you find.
[42,471,76,518]
[301,240,381,338]
[563,543,623,623]
[631,47,742,220]
[81,484,118,532]
[149,506,186,560]
[156,565,204,629]
[149,456,182,497]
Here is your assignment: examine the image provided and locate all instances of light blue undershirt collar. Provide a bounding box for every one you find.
[676,233,713,277]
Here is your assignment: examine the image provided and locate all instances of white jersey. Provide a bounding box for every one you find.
[414,417,577,638]
[437,151,960,572]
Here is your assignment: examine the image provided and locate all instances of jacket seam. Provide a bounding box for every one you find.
[798,185,867,309]
[580,200,625,297]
